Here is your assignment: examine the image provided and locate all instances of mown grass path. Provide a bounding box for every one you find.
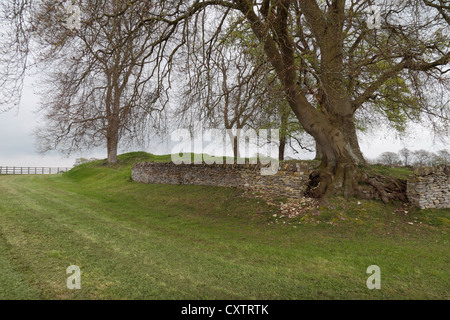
[0,154,448,299]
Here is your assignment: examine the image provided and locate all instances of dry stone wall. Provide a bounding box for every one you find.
[132,161,317,199]
[407,165,449,209]
[132,162,449,209]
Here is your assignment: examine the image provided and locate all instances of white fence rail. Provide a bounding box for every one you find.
[0,167,71,175]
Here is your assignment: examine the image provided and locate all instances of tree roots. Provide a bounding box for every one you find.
[306,165,407,204]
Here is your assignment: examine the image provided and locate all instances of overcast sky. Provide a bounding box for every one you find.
[0,77,448,168]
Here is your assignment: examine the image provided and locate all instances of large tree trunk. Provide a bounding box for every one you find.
[107,132,119,164]
[279,84,364,199]
[279,135,286,161]
[233,135,239,161]
[301,111,405,203]
[308,118,363,199]
[279,105,289,161]
[106,116,120,164]
[226,129,240,163]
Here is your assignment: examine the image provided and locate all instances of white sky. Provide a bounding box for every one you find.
[0,78,448,168]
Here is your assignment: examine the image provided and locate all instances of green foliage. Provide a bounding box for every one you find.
[220,15,263,59]
[373,76,422,132]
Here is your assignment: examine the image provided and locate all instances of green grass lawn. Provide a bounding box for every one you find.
[0,152,448,300]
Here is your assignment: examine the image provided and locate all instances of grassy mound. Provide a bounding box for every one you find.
[0,152,448,299]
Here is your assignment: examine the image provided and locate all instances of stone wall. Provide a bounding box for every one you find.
[132,161,316,199]
[132,162,449,208]
[407,165,449,209]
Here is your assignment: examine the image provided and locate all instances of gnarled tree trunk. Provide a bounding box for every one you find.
[303,114,364,199]
[304,111,406,203]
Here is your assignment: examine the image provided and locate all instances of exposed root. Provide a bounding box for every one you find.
[364,173,407,204]
[307,165,407,204]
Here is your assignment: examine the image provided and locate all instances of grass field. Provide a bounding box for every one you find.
[0,152,448,300]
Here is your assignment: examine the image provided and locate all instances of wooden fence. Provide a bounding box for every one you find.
[0,166,72,175]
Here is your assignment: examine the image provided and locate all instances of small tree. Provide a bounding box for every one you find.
[399,148,412,166]
[412,149,432,167]
[378,152,401,167]
[433,149,450,166]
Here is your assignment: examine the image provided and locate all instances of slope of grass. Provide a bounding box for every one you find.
[370,165,414,180]
[0,152,448,300]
